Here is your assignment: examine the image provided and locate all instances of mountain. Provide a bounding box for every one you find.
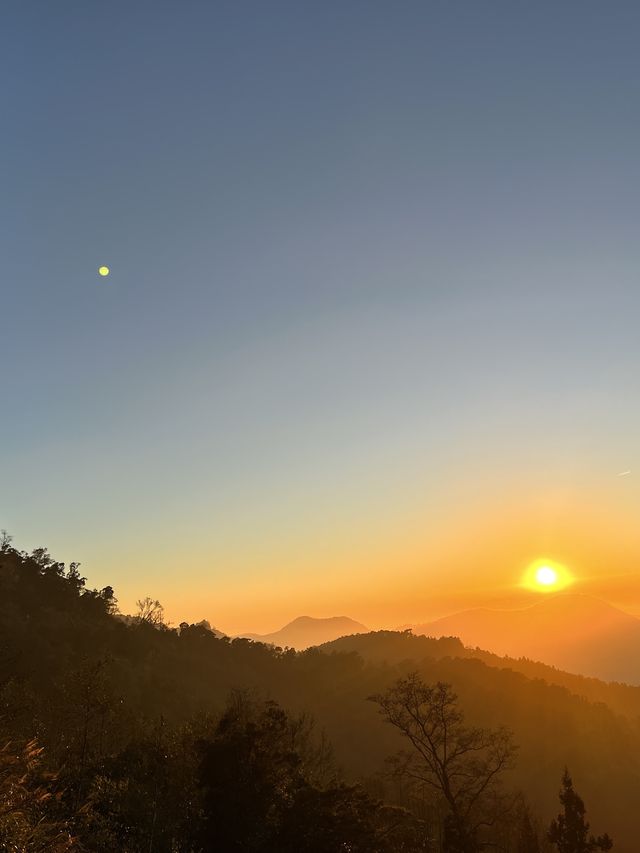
[240,615,368,649]
[315,629,640,850]
[319,629,640,721]
[412,593,640,684]
[3,540,639,851]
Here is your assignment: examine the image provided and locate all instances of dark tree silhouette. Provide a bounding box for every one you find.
[370,674,517,853]
[0,530,12,552]
[2,533,639,850]
[547,769,612,852]
[195,691,419,852]
[135,596,165,626]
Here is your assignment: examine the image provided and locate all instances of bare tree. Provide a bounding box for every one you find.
[0,530,12,553]
[135,597,165,627]
[370,673,517,852]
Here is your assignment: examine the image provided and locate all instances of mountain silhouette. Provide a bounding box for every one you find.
[2,538,638,851]
[240,615,368,649]
[413,593,640,684]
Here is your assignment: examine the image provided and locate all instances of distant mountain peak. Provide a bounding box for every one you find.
[238,615,368,650]
[284,615,362,627]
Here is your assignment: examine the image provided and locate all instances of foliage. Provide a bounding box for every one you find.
[195,690,418,851]
[0,534,637,850]
[0,737,76,851]
[547,769,613,852]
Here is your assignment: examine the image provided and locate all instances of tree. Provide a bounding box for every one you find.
[195,692,332,851]
[195,691,420,852]
[370,674,517,853]
[0,530,12,553]
[547,769,612,852]
[134,596,165,626]
[79,720,201,853]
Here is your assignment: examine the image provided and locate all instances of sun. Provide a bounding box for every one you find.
[98,266,110,276]
[521,560,573,593]
[535,565,557,586]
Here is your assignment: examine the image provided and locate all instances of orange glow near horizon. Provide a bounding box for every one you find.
[80,481,640,635]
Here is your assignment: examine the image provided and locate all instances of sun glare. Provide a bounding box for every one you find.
[535,566,557,586]
[522,560,573,593]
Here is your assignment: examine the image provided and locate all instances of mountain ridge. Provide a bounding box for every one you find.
[239,614,369,649]
[411,593,640,684]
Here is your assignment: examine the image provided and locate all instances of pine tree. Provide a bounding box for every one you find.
[547,769,613,852]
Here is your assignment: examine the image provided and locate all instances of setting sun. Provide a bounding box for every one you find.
[522,560,573,593]
[536,566,557,586]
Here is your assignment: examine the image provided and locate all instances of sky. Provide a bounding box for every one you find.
[2,2,640,634]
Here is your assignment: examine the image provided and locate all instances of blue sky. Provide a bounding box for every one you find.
[3,2,640,630]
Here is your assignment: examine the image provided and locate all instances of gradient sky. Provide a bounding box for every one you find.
[3,2,640,633]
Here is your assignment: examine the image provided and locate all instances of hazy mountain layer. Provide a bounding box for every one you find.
[2,544,638,850]
[412,593,640,684]
[240,615,368,649]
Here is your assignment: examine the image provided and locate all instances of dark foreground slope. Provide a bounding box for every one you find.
[314,632,640,852]
[1,542,637,851]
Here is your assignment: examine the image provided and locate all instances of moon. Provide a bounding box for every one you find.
[98,266,110,277]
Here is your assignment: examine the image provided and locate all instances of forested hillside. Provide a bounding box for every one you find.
[411,596,640,684]
[0,538,631,851]
[321,631,640,722]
